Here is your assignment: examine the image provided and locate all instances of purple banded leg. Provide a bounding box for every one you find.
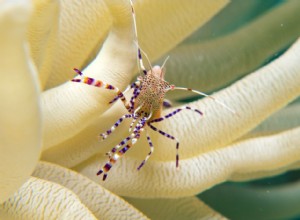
[129,87,141,112]
[106,117,146,157]
[149,106,203,124]
[99,114,132,141]
[105,132,135,158]
[97,143,134,181]
[97,121,145,181]
[129,115,138,131]
[109,80,141,105]
[137,130,154,170]
[72,68,131,112]
[133,117,146,134]
[148,123,180,168]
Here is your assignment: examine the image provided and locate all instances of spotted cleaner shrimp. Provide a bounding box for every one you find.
[71,0,236,180]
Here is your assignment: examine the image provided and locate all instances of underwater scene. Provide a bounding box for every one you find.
[1,0,299,219]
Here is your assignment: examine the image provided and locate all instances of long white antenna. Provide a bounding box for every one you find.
[172,87,237,115]
[134,41,153,70]
[129,0,148,74]
[161,56,170,69]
